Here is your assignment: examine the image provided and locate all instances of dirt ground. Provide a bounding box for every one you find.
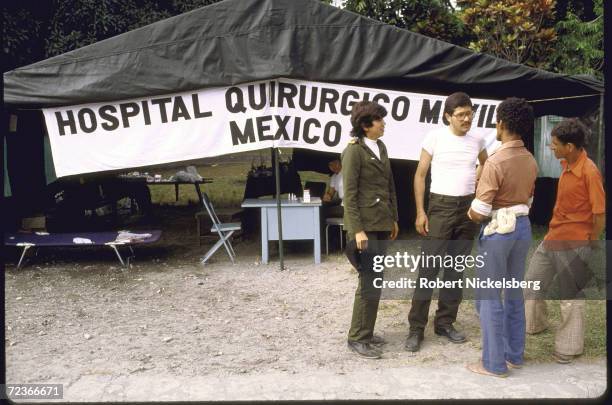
[3,207,606,400]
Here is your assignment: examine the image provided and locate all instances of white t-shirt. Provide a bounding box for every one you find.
[364,137,381,160]
[422,126,486,196]
[330,172,344,200]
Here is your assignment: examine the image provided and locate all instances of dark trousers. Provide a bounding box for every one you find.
[323,202,344,218]
[408,193,478,332]
[348,231,389,342]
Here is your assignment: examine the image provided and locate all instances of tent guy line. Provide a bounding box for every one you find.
[527,93,602,103]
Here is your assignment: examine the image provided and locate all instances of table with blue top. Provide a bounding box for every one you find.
[241,198,322,264]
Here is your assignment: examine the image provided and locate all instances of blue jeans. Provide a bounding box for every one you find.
[475,216,532,374]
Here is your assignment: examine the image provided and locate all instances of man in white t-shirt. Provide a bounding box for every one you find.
[323,159,344,217]
[405,92,488,352]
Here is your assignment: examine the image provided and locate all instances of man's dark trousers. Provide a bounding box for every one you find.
[408,193,478,332]
[348,231,389,342]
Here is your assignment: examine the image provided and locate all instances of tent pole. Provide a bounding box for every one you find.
[272,147,284,270]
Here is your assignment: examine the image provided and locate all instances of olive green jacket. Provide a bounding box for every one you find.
[341,137,399,237]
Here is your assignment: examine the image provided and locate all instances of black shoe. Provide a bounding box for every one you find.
[434,325,466,343]
[347,340,382,359]
[404,331,423,352]
[369,334,386,347]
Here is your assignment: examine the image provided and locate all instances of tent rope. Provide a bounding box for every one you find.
[528,93,602,103]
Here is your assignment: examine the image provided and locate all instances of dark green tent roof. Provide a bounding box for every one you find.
[3,0,603,116]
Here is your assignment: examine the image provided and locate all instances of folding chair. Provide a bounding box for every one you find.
[325,217,345,255]
[200,193,241,264]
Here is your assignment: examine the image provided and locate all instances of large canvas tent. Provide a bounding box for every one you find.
[4,0,603,113]
[3,0,604,227]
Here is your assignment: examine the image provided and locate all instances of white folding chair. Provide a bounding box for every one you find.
[200,193,241,264]
[325,217,345,255]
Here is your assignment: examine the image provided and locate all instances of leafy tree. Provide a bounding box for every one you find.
[458,0,557,68]
[4,0,337,69]
[167,0,228,14]
[342,0,468,45]
[45,0,209,57]
[2,1,54,70]
[554,0,596,22]
[2,7,43,69]
[547,0,602,79]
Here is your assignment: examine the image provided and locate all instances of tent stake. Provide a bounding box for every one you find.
[272,147,284,270]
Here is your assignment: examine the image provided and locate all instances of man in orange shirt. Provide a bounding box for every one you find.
[524,118,605,364]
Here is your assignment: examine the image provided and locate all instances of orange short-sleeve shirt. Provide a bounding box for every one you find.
[545,150,605,241]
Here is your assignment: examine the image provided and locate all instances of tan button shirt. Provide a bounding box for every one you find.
[475,140,538,210]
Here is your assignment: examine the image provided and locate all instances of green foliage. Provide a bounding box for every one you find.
[458,0,557,68]
[168,0,228,14]
[4,0,337,68]
[2,8,43,69]
[547,0,603,79]
[45,0,219,57]
[4,0,603,81]
[342,0,468,45]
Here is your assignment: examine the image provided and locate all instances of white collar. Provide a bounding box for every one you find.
[363,137,380,159]
[364,137,379,148]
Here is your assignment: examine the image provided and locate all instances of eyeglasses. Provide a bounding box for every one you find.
[452,111,474,120]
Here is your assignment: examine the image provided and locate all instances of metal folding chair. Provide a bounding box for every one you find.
[325,217,345,255]
[200,193,241,264]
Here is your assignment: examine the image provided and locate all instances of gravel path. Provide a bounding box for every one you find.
[4,209,606,401]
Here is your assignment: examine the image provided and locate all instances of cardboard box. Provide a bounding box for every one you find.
[21,215,46,231]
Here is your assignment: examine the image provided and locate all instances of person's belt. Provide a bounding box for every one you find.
[429,193,474,202]
[483,204,530,236]
[490,204,530,217]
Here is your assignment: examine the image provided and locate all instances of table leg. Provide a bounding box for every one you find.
[175,184,179,201]
[194,183,204,207]
[108,244,126,267]
[16,245,33,269]
[261,207,269,264]
[313,206,321,264]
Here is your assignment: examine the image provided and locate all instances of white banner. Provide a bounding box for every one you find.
[43,78,501,178]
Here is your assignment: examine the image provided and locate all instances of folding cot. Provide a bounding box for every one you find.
[4,230,162,269]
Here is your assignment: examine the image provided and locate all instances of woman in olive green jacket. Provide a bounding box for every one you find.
[343,101,399,359]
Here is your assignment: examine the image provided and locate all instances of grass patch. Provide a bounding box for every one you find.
[147,161,330,208]
[524,300,606,362]
[148,163,250,207]
[531,224,548,241]
[378,301,401,313]
[461,299,605,362]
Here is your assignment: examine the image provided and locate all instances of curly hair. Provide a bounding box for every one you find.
[551,118,588,149]
[444,92,472,116]
[496,97,534,139]
[350,101,387,138]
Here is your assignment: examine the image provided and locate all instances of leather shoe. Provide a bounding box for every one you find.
[404,331,423,352]
[369,334,386,347]
[434,325,466,343]
[552,351,575,364]
[347,341,382,359]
